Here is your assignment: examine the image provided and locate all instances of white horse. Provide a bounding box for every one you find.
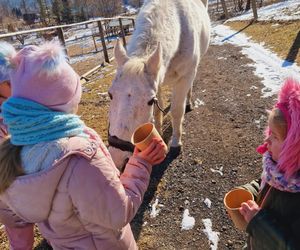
[108,0,211,169]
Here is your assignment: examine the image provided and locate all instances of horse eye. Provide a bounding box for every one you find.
[108,92,113,100]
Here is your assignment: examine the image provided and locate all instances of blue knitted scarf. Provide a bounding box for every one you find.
[2,97,85,145]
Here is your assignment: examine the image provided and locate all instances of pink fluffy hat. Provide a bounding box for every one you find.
[257,78,300,178]
[0,40,81,113]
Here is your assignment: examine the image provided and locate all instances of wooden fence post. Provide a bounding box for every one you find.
[56,27,67,56]
[220,0,229,19]
[118,18,126,47]
[97,20,109,63]
[251,0,258,20]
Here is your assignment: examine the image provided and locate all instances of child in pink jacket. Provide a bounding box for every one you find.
[0,41,166,249]
[0,79,35,250]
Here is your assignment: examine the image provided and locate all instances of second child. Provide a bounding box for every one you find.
[239,78,300,250]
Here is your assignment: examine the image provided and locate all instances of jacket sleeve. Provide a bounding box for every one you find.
[68,152,152,230]
[236,179,261,201]
[0,200,33,228]
[246,209,298,250]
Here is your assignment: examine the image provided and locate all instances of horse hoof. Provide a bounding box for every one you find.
[168,146,182,159]
[185,104,193,113]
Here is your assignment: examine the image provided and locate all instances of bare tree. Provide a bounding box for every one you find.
[52,0,64,24]
[128,0,143,8]
[61,0,73,23]
[37,0,48,25]
[21,0,28,14]
[90,0,122,17]
[0,0,11,18]
[73,0,89,20]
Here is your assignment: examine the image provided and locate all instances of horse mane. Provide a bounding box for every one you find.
[123,57,146,77]
[127,0,162,57]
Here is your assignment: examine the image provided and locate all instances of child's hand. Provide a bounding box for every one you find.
[133,138,166,166]
[239,200,261,223]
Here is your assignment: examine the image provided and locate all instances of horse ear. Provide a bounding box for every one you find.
[145,42,162,78]
[114,40,129,67]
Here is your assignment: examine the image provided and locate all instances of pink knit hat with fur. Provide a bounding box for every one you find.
[276,78,300,178]
[0,40,81,113]
[257,78,300,178]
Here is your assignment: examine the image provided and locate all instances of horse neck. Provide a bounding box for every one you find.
[126,1,170,83]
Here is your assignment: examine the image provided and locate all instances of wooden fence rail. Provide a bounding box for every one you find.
[0,16,135,64]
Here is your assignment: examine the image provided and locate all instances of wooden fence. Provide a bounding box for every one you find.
[0,16,135,65]
[209,0,271,20]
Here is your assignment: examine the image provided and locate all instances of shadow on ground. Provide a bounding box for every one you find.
[282,30,300,67]
[131,104,192,240]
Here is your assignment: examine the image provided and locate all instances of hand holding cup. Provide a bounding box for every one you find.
[131,123,168,165]
[223,188,254,230]
[133,138,166,165]
[239,200,260,223]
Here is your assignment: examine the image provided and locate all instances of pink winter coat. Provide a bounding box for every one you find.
[0,129,152,249]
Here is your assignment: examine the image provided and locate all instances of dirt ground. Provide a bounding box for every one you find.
[73,38,273,250]
[129,42,273,250]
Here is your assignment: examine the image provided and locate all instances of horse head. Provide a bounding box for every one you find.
[108,41,162,169]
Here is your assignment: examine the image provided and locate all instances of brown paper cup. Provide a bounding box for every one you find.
[224,188,254,231]
[131,123,168,152]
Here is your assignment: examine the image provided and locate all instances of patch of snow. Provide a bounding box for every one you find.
[211,24,300,98]
[150,198,161,218]
[210,166,223,176]
[204,198,212,208]
[202,218,220,250]
[227,0,300,22]
[194,98,205,108]
[124,4,139,14]
[254,114,266,129]
[181,209,195,230]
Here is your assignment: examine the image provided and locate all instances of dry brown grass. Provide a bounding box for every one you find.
[78,63,116,142]
[225,20,300,66]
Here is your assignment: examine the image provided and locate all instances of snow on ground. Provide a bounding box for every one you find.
[228,0,300,22]
[150,198,164,218]
[202,219,220,250]
[124,4,139,14]
[211,0,300,98]
[181,209,196,230]
[204,198,212,208]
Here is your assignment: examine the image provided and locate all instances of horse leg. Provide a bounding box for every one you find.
[185,87,194,113]
[154,85,163,134]
[169,68,197,158]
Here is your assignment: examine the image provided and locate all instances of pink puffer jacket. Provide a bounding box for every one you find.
[0,129,152,250]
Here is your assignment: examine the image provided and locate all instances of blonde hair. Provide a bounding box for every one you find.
[268,108,287,141]
[0,138,23,194]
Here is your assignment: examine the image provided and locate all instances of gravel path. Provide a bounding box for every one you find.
[133,43,273,250]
